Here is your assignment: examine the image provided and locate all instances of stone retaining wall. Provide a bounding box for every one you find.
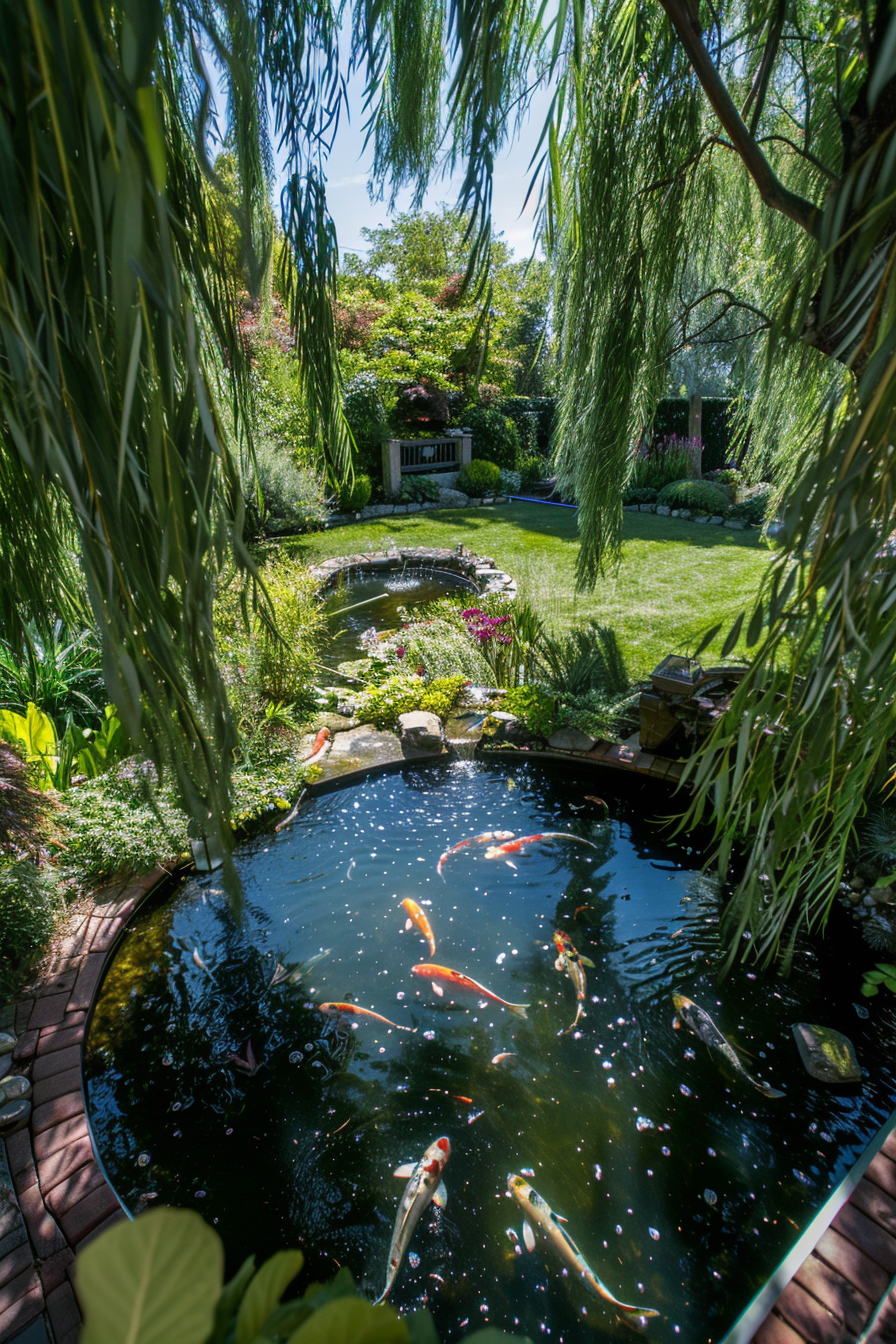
[324,493,508,530]
[622,501,762,531]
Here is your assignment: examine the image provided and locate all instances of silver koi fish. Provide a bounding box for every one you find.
[373,1137,451,1304]
[507,1174,659,1319]
[672,992,785,1099]
[553,930,595,1035]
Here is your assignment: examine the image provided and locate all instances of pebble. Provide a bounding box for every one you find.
[0,1076,30,1104]
[850,876,867,891]
[0,1032,16,1053]
[0,1098,30,1133]
[0,1054,13,1081]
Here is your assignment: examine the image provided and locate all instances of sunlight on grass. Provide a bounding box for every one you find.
[287,503,773,679]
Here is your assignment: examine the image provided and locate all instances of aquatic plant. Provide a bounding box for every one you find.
[862,914,896,955]
[861,963,896,998]
[861,809,896,876]
[76,1206,520,1344]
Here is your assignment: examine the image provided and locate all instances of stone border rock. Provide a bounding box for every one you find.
[0,868,175,1343]
[324,493,509,530]
[623,502,761,531]
[309,545,517,602]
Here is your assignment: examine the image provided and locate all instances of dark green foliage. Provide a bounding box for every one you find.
[657,480,731,513]
[537,622,631,700]
[725,488,771,526]
[398,475,441,503]
[0,860,62,998]
[501,397,554,451]
[464,407,520,469]
[502,685,558,738]
[0,623,104,727]
[337,474,372,513]
[456,459,502,496]
[519,455,547,486]
[622,486,658,505]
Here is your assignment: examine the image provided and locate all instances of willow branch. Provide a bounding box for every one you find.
[659,0,821,239]
[742,0,786,132]
[757,135,839,182]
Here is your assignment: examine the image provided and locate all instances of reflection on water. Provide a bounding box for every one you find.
[85,761,896,1343]
[322,570,476,665]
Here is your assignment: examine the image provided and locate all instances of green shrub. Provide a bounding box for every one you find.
[0,622,104,728]
[499,468,521,494]
[657,479,731,513]
[57,764,190,882]
[343,371,389,480]
[537,622,631,699]
[457,459,501,496]
[622,485,658,505]
[519,454,546,486]
[703,467,741,489]
[0,860,63,997]
[353,674,466,728]
[244,443,328,534]
[464,406,520,469]
[502,684,558,738]
[725,484,772,525]
[337,473,372,513]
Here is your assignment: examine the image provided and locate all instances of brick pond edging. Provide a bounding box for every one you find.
[0,867,174,1343]
[1,736,894,1342]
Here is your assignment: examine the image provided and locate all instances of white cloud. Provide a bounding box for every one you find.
[327,172,369,190]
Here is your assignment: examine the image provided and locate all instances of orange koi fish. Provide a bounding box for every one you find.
[304,727,331,761]
[318,1003,415,1031]
[484,832,599,859]
[401,898,436,957]
[553,930,595,1035]
[411,963,529,1018]
[437,831,515,876]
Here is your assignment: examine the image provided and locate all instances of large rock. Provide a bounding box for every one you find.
[656,505,671,516]
[398,711,444,755]
[438,488,469,508]
[792,1023,863,1083]
[547,727,598,753]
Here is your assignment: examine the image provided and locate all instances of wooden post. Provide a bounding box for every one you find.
[688,393,703,474]
[459,435,472,467]
[382,439,402,496]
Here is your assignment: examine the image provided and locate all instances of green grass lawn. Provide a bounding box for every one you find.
[282,502,774,679]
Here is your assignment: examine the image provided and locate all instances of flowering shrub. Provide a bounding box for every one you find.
[462,608,513,647]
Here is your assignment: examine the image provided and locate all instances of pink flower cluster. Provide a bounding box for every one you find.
[462,608,512,646]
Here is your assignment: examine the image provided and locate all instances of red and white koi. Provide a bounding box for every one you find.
[401,897,436,957]
[553,930,595,1035]
[411,963,529,1018]
[507,1175,659,1319]
[373,1137,450,1304]
[483,833,599,860]
[317,1002,415,1032]
[437,831,514,876]
[304,727,331,764]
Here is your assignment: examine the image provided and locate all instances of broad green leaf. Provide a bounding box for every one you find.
[78,1207,223,1344]
[864,970,887,983]
[235,1250,304,1344]
[286,1297,408,1344]
[404,1310,440,1344]
[207,1255,256,1344]
[24,702,56,759]
[861,983,879,997]
[873,875,896,888]
[886,979,896,993]
[876,964,896,977]
[0,709,28,752]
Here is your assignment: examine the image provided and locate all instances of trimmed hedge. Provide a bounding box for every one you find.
[457,459,502,496]
[622,485,659,505]
[464,407,520,469]
[338,473,372,512]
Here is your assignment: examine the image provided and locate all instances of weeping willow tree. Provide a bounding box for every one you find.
[545,0,896,969]
[0,0,534,849]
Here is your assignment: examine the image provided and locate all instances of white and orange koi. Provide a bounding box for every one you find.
[437,831,515,876]
[411,963,529,1018]
[484,833,599,859]
[553,930,595,1035]
[373,1137,450,1304]
[317,1002,415,1031]
[401,898,436,957]
[507,1175,659,1319]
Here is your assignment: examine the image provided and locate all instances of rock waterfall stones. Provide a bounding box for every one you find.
[398,711,444,756]
[792,1022,863,1083]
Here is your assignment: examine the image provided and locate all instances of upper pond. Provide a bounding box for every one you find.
[322,567,476,665]
[84,759,896,1342]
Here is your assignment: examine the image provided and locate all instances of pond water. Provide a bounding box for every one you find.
[84,760,896,1343]
[322,569,476,665]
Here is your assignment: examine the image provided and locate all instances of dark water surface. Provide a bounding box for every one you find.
[322,569,475,664]
[85,761,896,1343]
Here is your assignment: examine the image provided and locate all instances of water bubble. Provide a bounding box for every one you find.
[423,1030,436,1041]
[615,1225,623,1235]
[854,1003,870,1019]
[521,1167,535,1177]
[607,1078,616,1088]
[137,1152,150,1167]
[195,1190,206,1199]
[649,1228,660,1241]
[506,1228,519,1245]
[171,1102,182,1112]
[172,1131,182,1140]
[602,1060,612,1070]
[636,1117,655,1132]
[396,992,405,1001]
[225,1128,233,1136]
[617,1017,626,1026]
[793,1170,815,1186]
[684,1048,696,1061]
[661,1147,671,1157]
[704,1189,717,1206]
[162,1054,173,1067]
[304,1043,314,1052]
[408,1252,421,1269]
[680,1085,692,1097]
[594,1165,602,1180]
[480,1305,489,1315]
[819,1131,833,1143]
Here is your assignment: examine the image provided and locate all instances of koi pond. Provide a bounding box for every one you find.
[322,568,476,666]
[84,760,896,1342]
